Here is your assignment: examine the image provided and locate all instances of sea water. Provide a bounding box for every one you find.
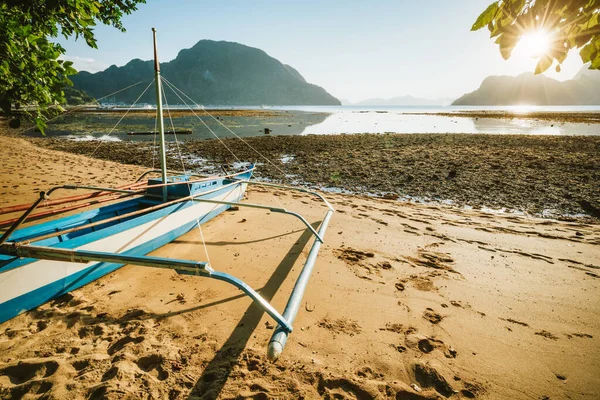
[32,105,600,142]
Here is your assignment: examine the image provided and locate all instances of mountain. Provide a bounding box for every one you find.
[71,40,340,106]
[352,95,453,106]
[63,86,96,105]
[453,66,600,105]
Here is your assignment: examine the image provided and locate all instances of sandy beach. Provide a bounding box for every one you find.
[1,127,599,399]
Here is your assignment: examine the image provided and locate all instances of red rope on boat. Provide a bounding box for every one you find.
[0,181,145,216]
[0,194,128,229]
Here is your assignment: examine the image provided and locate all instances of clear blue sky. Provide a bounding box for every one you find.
[57,0,584,102]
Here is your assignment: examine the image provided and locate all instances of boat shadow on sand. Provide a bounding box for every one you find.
[188,222,320,399]
[0,218,320,398]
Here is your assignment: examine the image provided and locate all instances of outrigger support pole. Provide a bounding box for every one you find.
[267,207,334,360]
[0,175,334,359]
[187,197,325,242]
[229,179,336,359]
[0,243,293,332]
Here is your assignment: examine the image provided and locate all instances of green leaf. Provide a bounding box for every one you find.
[581,13,599,30]
[472,2,499,31]
[472,0,600,74]
[535,55,553,74]
[592,52,600,69]
[34,117,47,135]
[0,0,146,131]
[580,43,594,63]
[575,31,593,47]
[497,33,517,60]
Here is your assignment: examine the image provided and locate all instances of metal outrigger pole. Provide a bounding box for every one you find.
[0,175,334,360]
[268,206,334,360]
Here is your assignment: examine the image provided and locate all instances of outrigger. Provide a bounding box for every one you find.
[0,28,333,360]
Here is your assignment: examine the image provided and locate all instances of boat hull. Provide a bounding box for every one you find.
[0,177,249,324]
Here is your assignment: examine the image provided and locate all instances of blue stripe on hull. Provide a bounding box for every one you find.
[0,177,248,273]
[0,181,247,324]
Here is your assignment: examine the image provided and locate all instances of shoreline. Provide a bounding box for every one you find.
[403,110,600,124]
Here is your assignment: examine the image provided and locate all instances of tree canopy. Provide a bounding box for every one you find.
[472,0,600,74]
[0,0,145,130]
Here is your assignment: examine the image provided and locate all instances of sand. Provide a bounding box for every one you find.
[0,132,599,399]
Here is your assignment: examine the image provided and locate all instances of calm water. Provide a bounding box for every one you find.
[37,105,600,141]
[272,105,600,136]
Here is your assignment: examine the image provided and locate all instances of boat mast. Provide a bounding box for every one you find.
[152,27,168,201]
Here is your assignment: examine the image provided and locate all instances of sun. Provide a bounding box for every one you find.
[519,31,551,58]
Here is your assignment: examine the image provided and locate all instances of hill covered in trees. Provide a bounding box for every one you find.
[71,40,340,106]
[453,66,600,105]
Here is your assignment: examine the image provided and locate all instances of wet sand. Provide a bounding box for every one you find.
[0,125,599,399]
[408,111,600,124]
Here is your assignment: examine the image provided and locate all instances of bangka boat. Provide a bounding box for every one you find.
[0,28,333,360]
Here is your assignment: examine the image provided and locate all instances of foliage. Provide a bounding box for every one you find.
[0,0,145,131]
[63,86,97,105]
[472,0,600,74]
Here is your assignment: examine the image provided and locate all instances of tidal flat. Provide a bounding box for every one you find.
[31,132,600,219]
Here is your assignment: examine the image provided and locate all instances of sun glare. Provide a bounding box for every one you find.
[519,31,551,57]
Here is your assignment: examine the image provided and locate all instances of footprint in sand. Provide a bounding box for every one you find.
[355,366,384,380]
[500,317,529,327]
[568,333,593,339]
[423,308,443,324]
[71,358,94,372]
[107,335,145,355]
[136,354,169,381]
[415,338,458,358]
[535,330,560,340]
[318,317,362,337]
[0,360,59,384]
[411,361,455,397]
[404,250,458,273]
[334,247,393,282]
[0,359,59,399]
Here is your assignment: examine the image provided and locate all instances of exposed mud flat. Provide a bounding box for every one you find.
[412,111,600,124]
[31,133,600,219]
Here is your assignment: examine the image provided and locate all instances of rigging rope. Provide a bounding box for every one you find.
[160,83,187,174]
[160,80,227,266]
[159,78,242,164]
[17,80,150,135]
[89,79,156,158]
[160,77,285,208]
[160,77,291,180]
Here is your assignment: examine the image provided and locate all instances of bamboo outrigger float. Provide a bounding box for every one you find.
[0,29,333,360]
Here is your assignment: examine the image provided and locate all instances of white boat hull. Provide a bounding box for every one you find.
[0,181,247,323]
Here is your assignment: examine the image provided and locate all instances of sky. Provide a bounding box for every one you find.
[57,0,586,103]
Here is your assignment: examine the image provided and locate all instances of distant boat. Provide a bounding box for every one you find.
[127,129,192,135]
[0,28,333,361]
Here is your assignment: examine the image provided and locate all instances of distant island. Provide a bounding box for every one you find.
[71,40,340,106]
[453,65,600,105]
[347,95,452,106]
